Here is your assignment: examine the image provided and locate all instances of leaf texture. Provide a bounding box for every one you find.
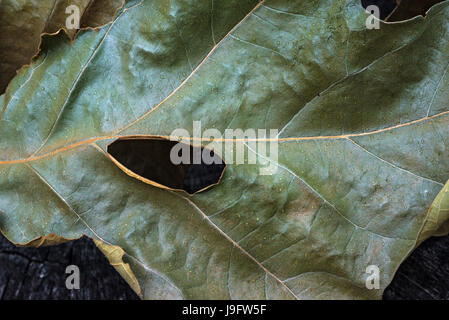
[0,0,125,94]
[0,0,448,299]
[94,239,142,297]
[418,180,449,243]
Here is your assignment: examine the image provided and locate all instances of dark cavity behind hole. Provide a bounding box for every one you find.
[107,138,226,194]
[361,0,397,20]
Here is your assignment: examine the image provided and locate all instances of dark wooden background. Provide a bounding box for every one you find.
[0,0,448,300]
[1,232,448,299]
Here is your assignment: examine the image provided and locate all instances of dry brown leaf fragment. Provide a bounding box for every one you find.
[94,239,142,297]
[0,0,125,94]
[14,232,73,247]
[417,181,449,244]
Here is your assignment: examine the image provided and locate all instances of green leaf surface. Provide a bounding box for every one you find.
[0,0,125,94]
[0,0,448,299]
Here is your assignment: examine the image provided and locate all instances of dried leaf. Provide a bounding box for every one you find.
[0,0,125,94]
[94,239,142,297]
[0,0,448,299]
[418,180,449,243]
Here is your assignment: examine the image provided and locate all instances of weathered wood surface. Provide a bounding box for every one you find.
[0,234,138,300]
[0,232,448,300]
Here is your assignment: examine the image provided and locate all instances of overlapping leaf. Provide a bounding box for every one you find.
[418,180,449,243]
[0,0,448,299]
[0,0,125,94]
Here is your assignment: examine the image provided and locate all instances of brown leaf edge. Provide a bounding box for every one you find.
[386,0,446,22]
[416,180,449,244]
[379,180,449,292]
[94,239,142,298]
[1,0,126,95]
[0,225,142,298]
[103,136,227,196]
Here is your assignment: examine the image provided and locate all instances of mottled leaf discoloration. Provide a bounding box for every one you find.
[0,0,448,299]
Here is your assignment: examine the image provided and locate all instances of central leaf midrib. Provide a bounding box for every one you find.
[27,0,265,158]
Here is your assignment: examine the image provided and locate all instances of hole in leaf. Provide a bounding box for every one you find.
[361,0,397,20]
[107,138,226,195]
[361,0,444,21]
[387,0,444,21]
